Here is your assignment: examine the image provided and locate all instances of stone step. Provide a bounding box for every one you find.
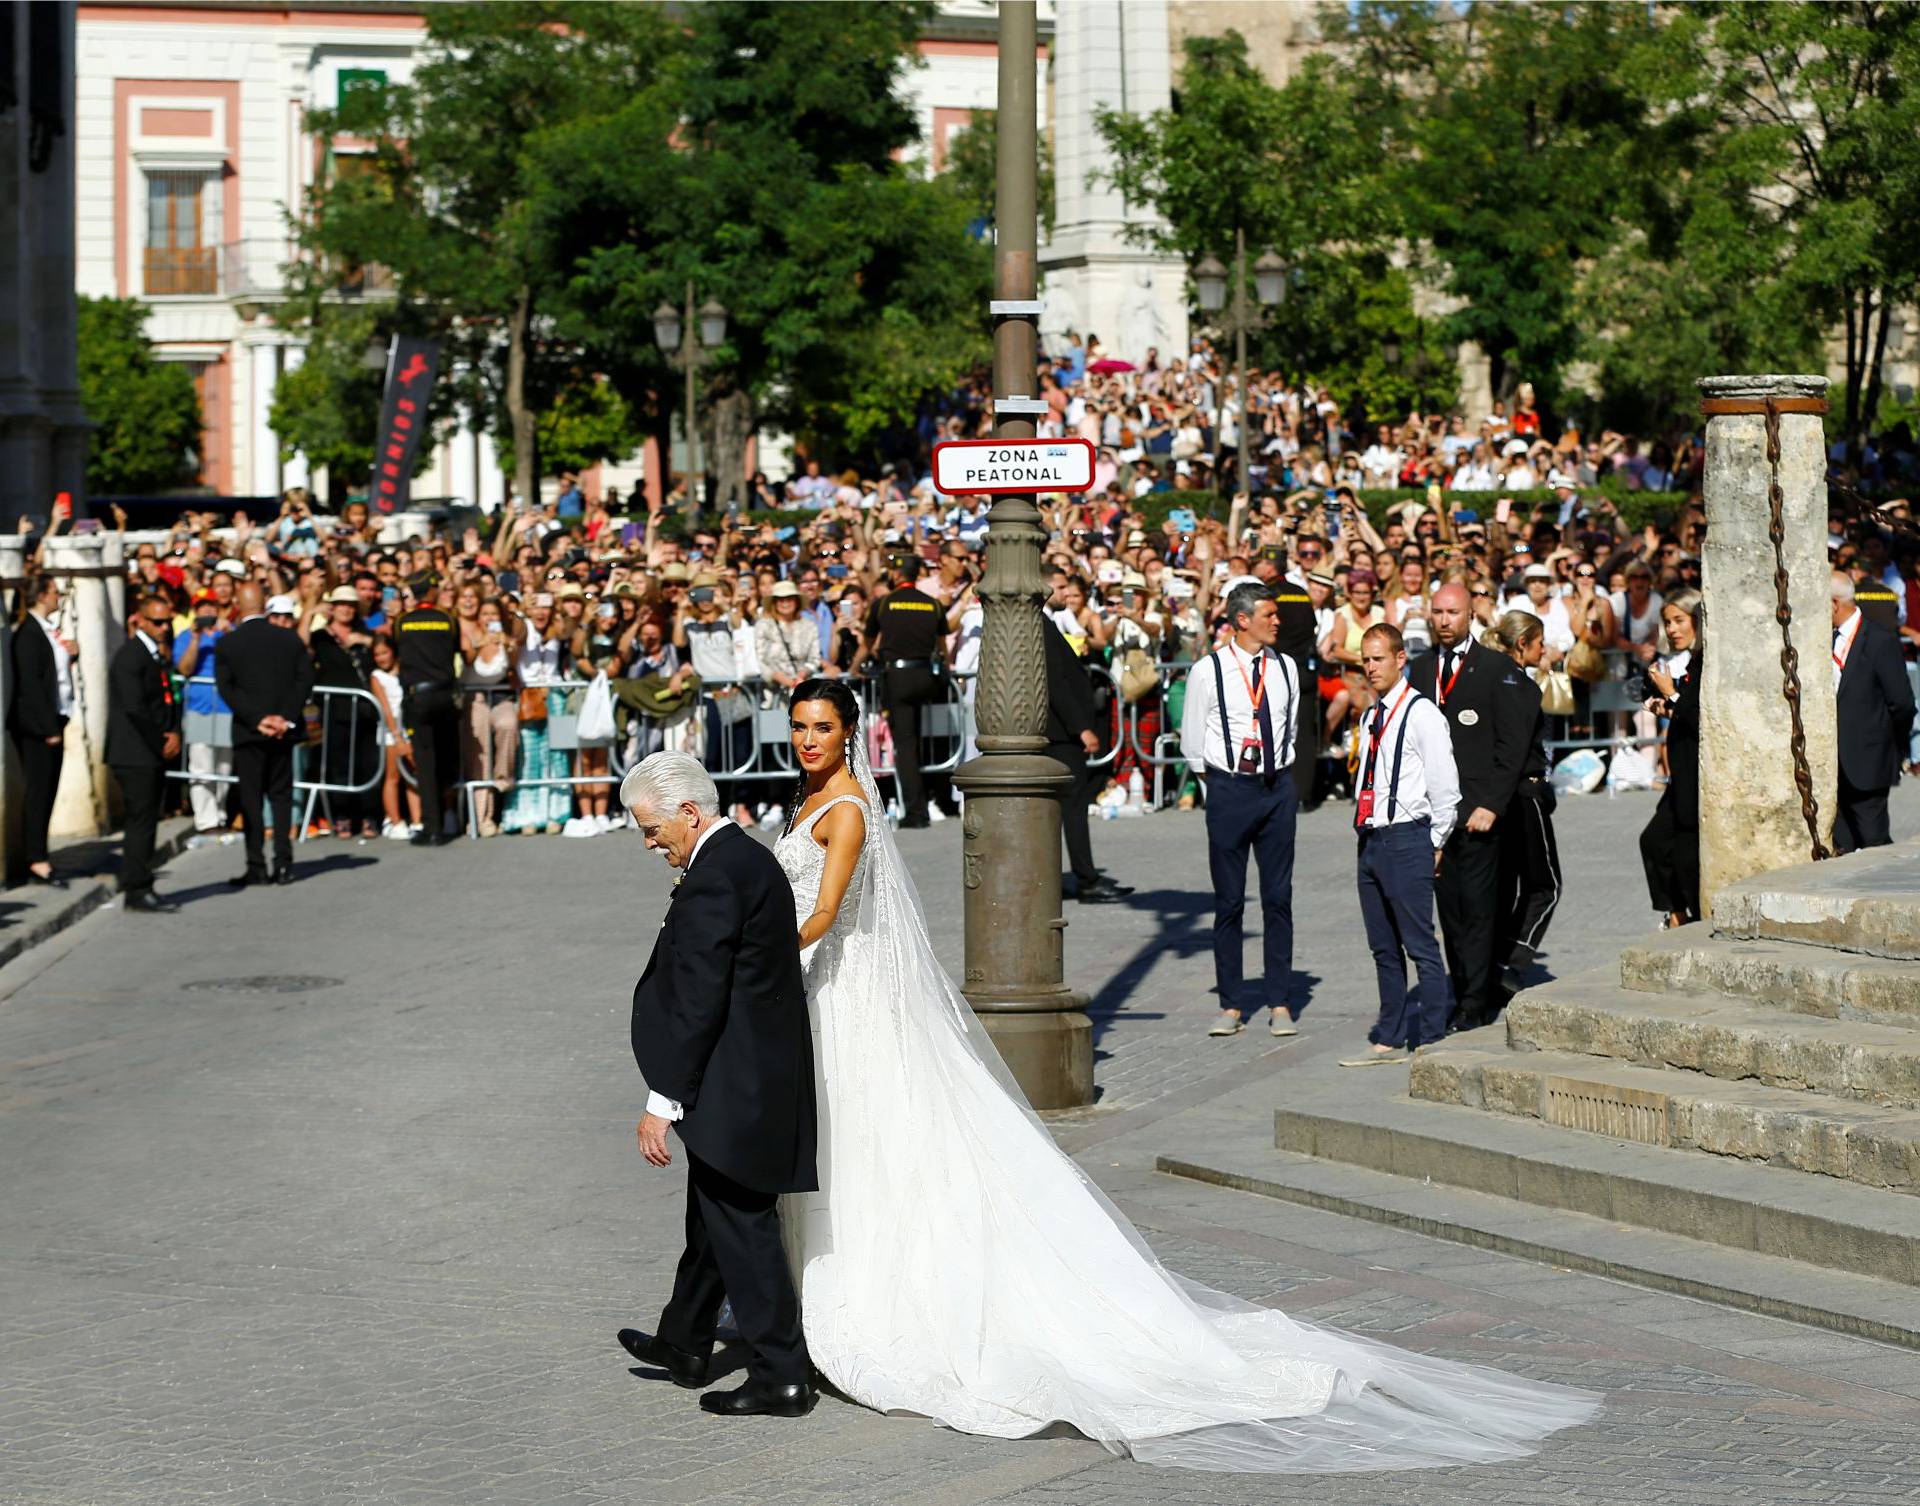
[1619,930,1920,1030]
[1411,1046,1920,1198]
[1265,1071,1919,1288]
[1506,970,1920,1108]
[1714,839,1920,959]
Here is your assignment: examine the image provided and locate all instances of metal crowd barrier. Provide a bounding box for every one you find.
[167,677,389,842]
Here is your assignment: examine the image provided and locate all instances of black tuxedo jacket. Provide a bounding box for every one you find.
[1837,616,1916,792]
[8,617,66,739]
[631,823,817,1194]
[216,618,316,747]
[1407,639,1531,820]
[1044,615,1099,744]
[105,637,177,769]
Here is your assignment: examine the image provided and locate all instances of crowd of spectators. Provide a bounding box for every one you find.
[13,334,1919,892]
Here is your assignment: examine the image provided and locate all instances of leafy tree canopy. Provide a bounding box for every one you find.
[77,296,202,494]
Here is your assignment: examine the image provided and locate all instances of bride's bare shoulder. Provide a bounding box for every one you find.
[813,792,869,848]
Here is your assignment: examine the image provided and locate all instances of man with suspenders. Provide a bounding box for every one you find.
[1340,623,1461,1066]
[1178,582,1303,1038]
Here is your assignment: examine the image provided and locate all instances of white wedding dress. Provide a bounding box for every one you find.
[772,771,1600,1473]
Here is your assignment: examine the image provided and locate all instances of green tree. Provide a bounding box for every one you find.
[284,2,678,509]
[1690,1,1920,438]
[940,107,1054,234]
[76,296,202,494]
[536,0,987,496]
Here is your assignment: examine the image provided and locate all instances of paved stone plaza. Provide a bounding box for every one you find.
[5,789,1920,1504]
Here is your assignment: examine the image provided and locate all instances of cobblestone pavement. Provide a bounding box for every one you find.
[3,789,1918,1504]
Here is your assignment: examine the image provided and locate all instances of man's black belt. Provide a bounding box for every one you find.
[886,658,944,672]
[403,679,456,695]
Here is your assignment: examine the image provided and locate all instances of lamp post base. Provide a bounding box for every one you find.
[954,750,1095,1110]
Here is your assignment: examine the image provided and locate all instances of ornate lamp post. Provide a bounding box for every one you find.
[652,284,728,526]
[1194,237,1286,499]
[953,0,1093,1109]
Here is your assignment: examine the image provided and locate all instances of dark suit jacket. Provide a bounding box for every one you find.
[216,618,316,748]
[1407,638,1530,820]
[105,636,177,769]
[1044,615,1099,745]
[1660,656,1701,831]
[1837,615,1916,792]
[8,616,66,739]
[631,823,817,1194]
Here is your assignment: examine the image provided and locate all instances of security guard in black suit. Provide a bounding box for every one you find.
[1832,570,1916,852]
[1262,546,1322,808]
[858,556,946,828]
[106,594,183,913]
[394,574,461,845]
[217,585,316,886]
[1407,582,1531,1030]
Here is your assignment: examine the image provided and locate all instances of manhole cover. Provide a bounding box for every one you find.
[180,976,344,996]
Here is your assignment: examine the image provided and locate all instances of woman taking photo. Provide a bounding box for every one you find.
[1489,611,1561,991]
[1638,591,1702,927]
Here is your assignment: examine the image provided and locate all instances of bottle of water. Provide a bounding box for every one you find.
[1127,769,1146,809]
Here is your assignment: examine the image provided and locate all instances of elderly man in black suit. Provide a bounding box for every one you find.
[106,594,182,913]
[1831,571,1916,852]
[621,751,818,1419]
[217,583,315,887]
[1407,582,1533,1030]
[8,573,73,886]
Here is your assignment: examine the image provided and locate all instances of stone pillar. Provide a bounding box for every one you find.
[45,532,121,839]
[1696,374,1837,911]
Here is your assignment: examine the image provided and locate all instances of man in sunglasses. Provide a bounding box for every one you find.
[106,595,184,913]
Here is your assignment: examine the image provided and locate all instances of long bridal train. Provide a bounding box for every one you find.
[770,751,1600,1474]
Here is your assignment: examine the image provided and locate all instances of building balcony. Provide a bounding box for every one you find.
[216,239,397,311]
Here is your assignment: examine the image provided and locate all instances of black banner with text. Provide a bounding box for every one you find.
[370,336,441,514]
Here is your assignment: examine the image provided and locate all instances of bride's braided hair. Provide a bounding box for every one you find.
[785,677,863,830]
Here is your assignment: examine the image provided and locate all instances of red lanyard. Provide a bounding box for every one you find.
[1833,615,1860,673]
[1436,648,1464,707]
[1363,686,1411,780]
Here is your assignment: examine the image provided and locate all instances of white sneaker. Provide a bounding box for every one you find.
[561,817,593,838]
[382,821,410,841]
[594,813,618,835]
[928,807,947,823]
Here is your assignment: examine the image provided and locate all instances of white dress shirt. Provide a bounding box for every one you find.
[645,816,736,1123]
[31,612,74,719]
[1355,681,1460,849]
[1178,639,1300,777]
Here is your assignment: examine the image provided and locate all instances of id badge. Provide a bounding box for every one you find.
[1355,788,1376,825]
[1237,738,1263,775]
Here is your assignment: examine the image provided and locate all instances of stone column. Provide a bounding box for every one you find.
[1696,374,1837,911]
[45,532,122,839]
[0,536,19,882]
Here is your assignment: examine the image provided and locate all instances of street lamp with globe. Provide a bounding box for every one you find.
[653,284,729,524]
[1193,237,1286,499]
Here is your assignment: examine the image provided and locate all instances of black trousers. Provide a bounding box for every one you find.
[234,738,296,874]
[404,687,461,832]
[1498,789,1562,974]
[1204,771,1297,1015]
[1639,795,1699,921]
[1436,826,1503,1029]
[1291,665,1318,805]
[13,731,63,867]
[1836,773,1893,855]
[656,1151,811,1387]
[883,665,940,823]
[112,764,163,896]
[1046,739,1101,887]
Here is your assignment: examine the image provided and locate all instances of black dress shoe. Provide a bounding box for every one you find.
[1075,877,1135,903]
[898,816,931,830]
[617,1328,709,1389]
[229,869,268,889]
[409,831,436,847]
[27,870,66,889]
[271,866,295,886]
[124,891,179,914]
[699,1379,818,1417]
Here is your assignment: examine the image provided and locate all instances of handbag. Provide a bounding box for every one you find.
[1118,648,1160,705]
[1566,639,1608,684]
[577,672,616,745]
[1538,667,1576,717]
[517,684,549,724]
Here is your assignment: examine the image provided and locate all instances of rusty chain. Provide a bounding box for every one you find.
[1764,397,1832,862]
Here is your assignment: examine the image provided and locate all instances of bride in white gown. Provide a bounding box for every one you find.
[770,680,1599,1472]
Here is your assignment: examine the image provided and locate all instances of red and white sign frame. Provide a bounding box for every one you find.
[931,437,1096,496]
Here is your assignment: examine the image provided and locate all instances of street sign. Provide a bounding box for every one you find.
[931,437,1095,496]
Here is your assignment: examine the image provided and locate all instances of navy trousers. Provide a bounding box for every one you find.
[1356,821,1454,1049]
[1204,771,1297,1015]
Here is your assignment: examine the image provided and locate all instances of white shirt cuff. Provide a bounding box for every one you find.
[645,1090,684,1122]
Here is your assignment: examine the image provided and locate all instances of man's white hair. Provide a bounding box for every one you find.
[1831,571,1856,602]
[620,751,719,817]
